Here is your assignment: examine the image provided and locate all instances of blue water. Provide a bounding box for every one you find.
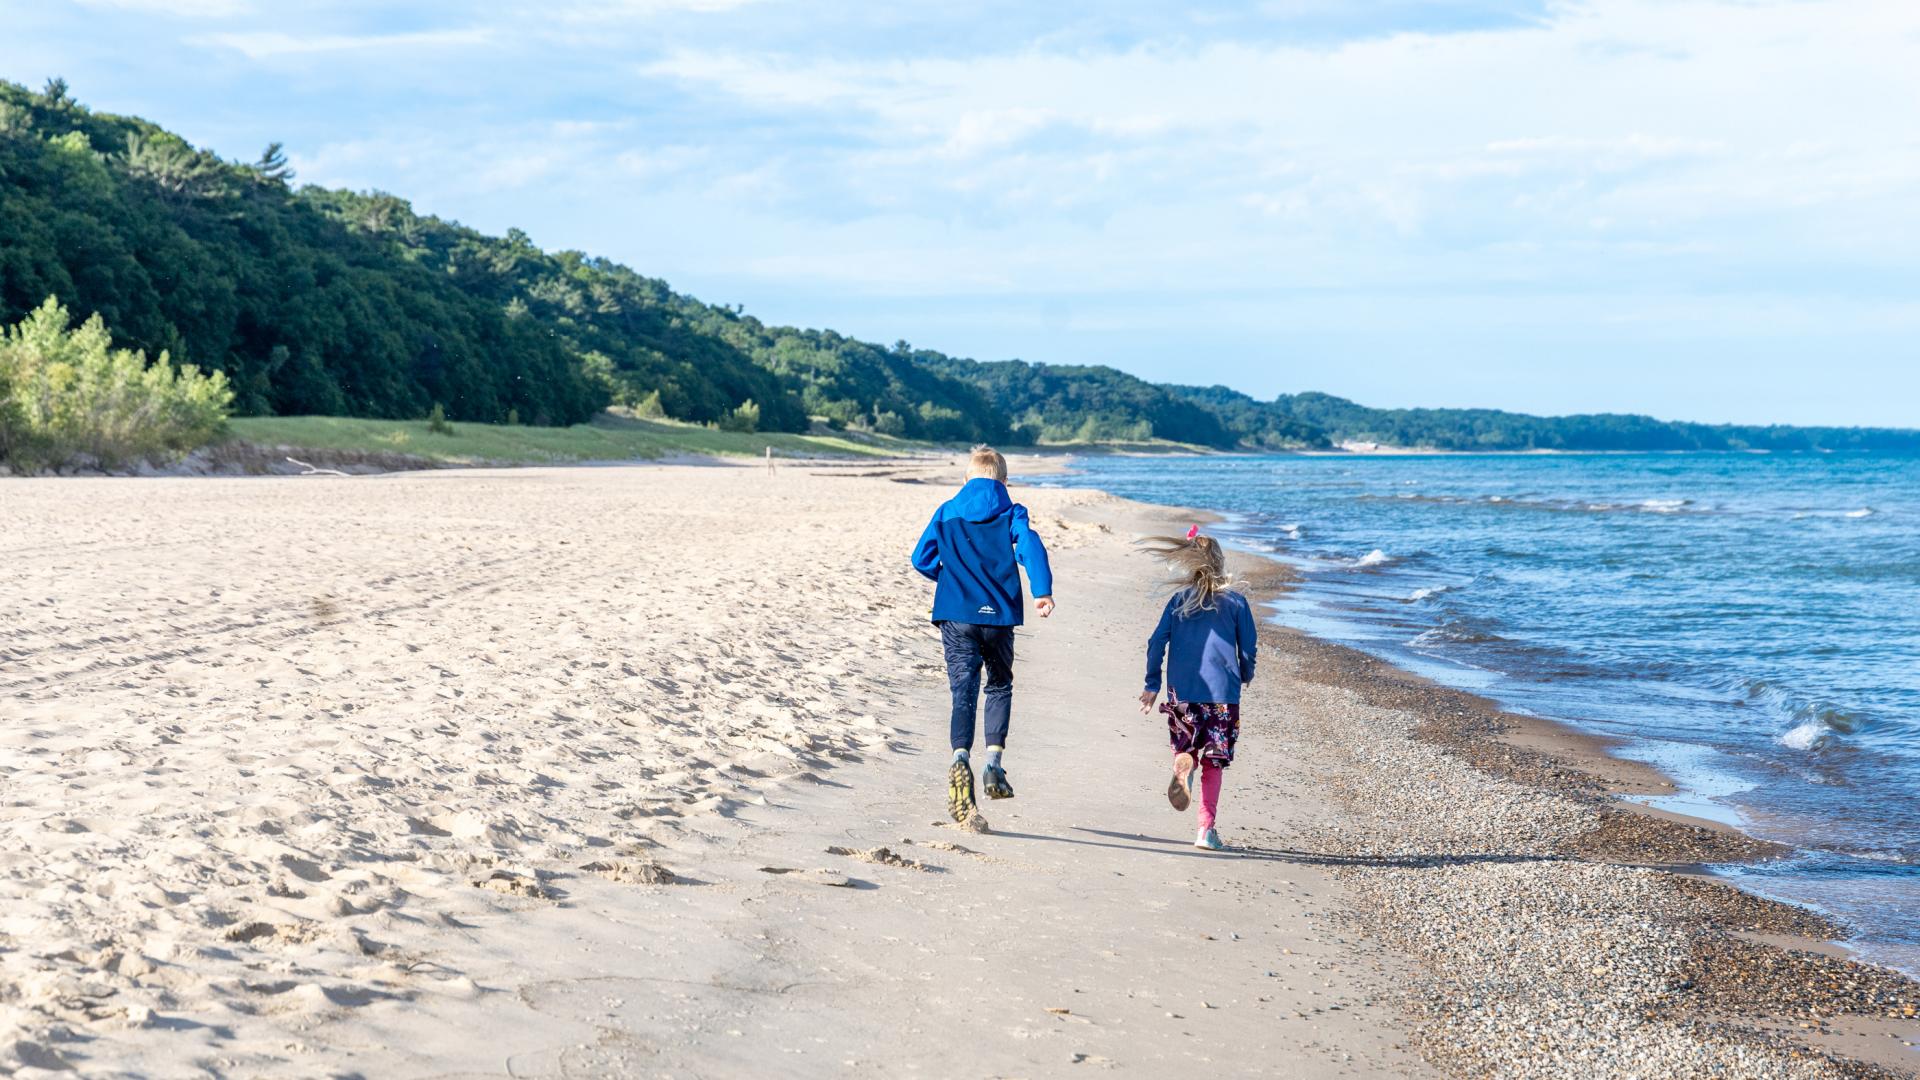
[1033,452,1920,973]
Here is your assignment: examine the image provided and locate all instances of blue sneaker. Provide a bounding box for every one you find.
[1195,827,1227,851]
[982,763,1015,800]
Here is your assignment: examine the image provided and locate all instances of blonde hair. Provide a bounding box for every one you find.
[968,444,1007,482]
[1138,533,1237,618]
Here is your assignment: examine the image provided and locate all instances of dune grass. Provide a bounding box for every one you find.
[226,414,926,466]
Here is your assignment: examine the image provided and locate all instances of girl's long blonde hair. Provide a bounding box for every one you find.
[1138,532,1238,618]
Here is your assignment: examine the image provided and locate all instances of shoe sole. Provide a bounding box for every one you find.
[1168,753,1194,812]
[948,761,976,823]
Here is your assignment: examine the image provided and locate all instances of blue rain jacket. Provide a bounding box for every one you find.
[910,478,1053,626]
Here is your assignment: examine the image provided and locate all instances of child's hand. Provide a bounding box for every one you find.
[1034,595,1056,618]
[1138,691,1157,714]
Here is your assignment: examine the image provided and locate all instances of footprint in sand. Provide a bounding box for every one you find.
[757,866,857,888]
[224,919,324,947]
[579,858,680,885]
[472,869,557,900]
[824,845,940,873]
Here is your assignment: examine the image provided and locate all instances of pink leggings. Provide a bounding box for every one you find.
[1193,759,1225,830]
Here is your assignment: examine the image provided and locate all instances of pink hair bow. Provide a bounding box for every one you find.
[1185,525,1201,539]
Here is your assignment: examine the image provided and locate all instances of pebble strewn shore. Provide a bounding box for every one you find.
[1256,624,1919,1078]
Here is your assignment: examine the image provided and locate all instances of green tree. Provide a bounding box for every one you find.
[249,141,294,186]
[719,398,760,432]
[122,132,223,198]
[0,297,231,470]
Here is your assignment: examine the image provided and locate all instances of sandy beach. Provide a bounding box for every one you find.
[2,459,1917,1078]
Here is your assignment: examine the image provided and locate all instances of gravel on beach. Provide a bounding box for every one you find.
[1260,622,1920,1079]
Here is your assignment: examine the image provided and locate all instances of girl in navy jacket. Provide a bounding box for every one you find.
[1137,528,1257,850]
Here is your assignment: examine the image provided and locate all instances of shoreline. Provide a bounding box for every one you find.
[1057,470,1920,1074]
[1016,455,1892,931]
[1253,607,1920,1074]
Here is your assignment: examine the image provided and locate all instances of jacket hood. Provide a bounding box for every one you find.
[947,477,1012,523]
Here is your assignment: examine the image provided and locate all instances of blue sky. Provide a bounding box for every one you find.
[6,0,1918,426]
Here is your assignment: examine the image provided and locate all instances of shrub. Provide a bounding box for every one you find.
[427,402,454,435]
[0,297,232,471]
[506,407,520,426]
[635,389,666,419]
[718,398,760,433]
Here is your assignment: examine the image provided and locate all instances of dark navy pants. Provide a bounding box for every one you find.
[940,621,1014,751]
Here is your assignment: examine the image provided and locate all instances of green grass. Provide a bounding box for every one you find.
[226,413,927,466]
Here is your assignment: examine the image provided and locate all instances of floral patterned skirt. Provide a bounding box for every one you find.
[1159,694,1241,768]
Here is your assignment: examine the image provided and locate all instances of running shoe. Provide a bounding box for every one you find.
[947,759,977,823]
[982,762,1015,800]
[1195,827,1227,851]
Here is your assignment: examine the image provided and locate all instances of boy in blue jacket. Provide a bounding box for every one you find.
[911,445,1055,822]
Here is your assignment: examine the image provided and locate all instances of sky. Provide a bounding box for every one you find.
[5,0,1919,427]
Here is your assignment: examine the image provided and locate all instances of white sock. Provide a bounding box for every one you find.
[953,748,970,764]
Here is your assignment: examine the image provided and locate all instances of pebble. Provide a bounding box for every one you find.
[1271,631,1920,1078]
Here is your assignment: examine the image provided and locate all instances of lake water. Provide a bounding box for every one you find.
[1033,451,1920,974]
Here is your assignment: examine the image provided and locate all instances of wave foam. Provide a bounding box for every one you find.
[1354,549,1392,568]
[1780,721,1830,751]
[1407,585,1452,602]
[1408,621,1506,646]
[1777,707,1863,751]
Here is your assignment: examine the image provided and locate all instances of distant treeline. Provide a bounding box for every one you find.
[3,79,1914,453]
[1173,387,1920,453]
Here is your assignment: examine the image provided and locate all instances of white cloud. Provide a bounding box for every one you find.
[199,27,492,60]
[565,0,765,12]
[73,0,250,15]
[638,0,1920,252]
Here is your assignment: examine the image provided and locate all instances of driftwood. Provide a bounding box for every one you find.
[285,456,349,477]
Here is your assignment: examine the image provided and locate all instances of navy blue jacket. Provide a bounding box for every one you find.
[1144,588,1259,704]
[911,478,1054,626]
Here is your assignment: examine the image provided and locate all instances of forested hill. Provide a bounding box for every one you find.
[4,79,1915,453]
